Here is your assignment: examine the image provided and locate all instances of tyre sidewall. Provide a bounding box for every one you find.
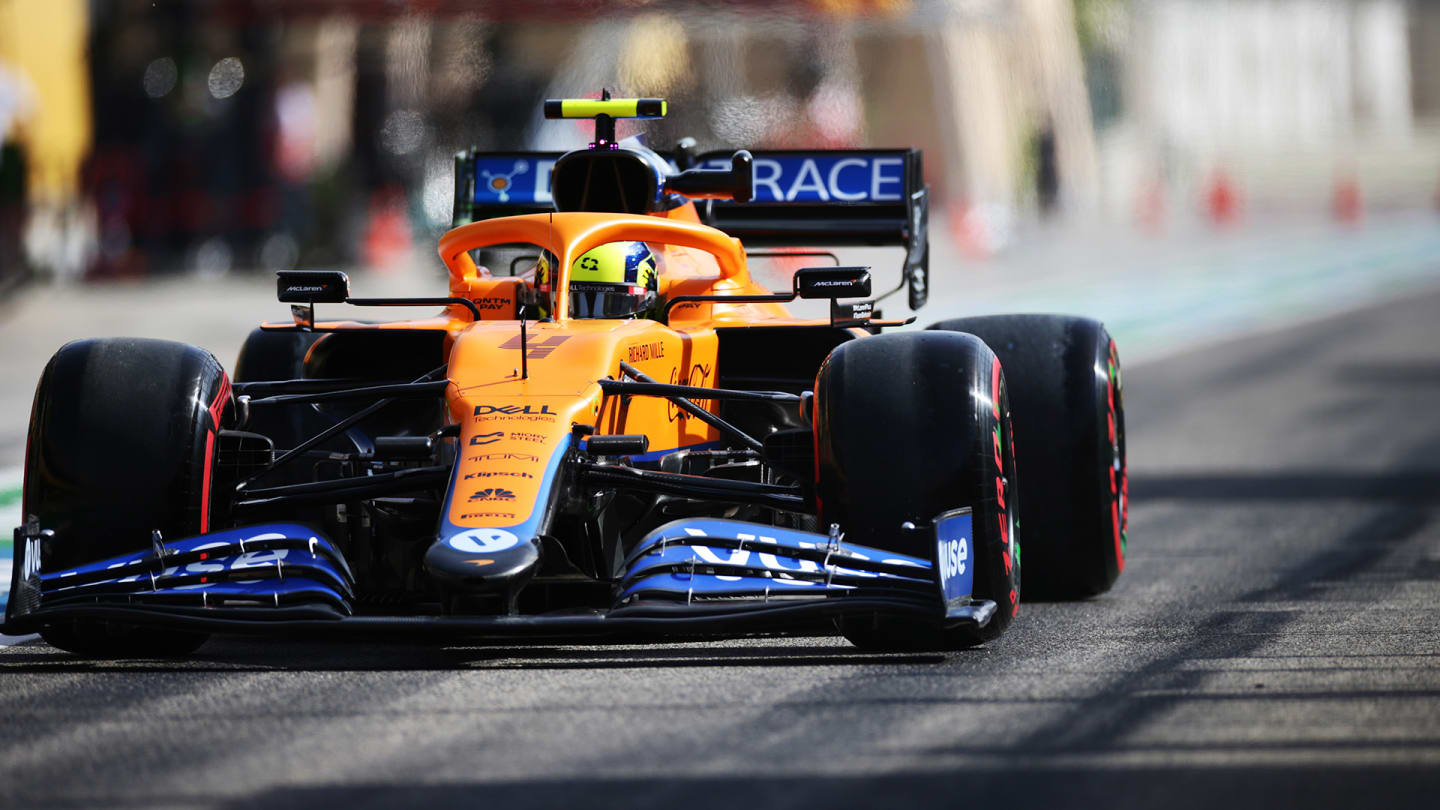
[25,338,233,572]
[928,315,1125,598]
[815,331,1020,647]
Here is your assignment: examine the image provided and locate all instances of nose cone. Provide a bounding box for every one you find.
[424,529,540,595]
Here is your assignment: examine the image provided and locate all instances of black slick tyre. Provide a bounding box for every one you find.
[928,315,1127,599]
[814,331,1020,651]
[233,326,323,468]
[233,326,320,384]
[24,338,234,656]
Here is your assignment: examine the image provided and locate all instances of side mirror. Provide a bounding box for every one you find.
[664,150,754,204]
[277,270,350,304]
[794,266,872,300]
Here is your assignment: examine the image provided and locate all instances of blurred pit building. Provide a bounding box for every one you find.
[0,0,1437,283]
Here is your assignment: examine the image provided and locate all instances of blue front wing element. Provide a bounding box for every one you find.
[5,513,995,638]
[616,518,946,611]
[8,523,355,620]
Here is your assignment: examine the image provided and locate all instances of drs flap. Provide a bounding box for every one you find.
[696,149,926,248]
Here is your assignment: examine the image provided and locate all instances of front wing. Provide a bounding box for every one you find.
[3,512,993,640]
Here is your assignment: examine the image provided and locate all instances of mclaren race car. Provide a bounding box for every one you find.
[5,96,1127,656]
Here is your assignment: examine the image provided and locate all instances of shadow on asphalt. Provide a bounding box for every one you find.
[0,638,945,673]
[1129,470,1440,502]
[194,767,1437,810]
[1337,362,1440,386]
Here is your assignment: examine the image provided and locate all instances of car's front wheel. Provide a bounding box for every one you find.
[24,338,233,656]
[813,331,1020,650]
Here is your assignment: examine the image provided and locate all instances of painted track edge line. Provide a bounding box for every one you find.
[1123,276,1440,370]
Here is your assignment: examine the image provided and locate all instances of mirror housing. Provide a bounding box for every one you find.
[793,266,872,300]
[277,270,350,304]
[664,150,754,204]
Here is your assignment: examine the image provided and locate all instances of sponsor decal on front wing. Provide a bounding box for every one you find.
[935,509,974,606]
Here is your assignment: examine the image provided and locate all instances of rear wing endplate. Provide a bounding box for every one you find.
[451,151,564,225]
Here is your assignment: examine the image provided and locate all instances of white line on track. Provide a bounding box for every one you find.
[1117,277,1440,370]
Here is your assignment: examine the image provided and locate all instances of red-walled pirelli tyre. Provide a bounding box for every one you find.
[928,315,1127,599]
[24,338,234,656]
[814,331,1020,651]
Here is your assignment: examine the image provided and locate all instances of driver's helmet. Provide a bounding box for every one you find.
[534,241,660,319]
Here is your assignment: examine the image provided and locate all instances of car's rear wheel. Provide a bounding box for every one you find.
[24,338,233,656]
[928,315,1126,598]
[814,331,1020,650]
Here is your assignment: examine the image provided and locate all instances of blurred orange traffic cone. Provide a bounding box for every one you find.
[1205,169,1239,226]
[1135,172,1166,235]
[948,201,992,261]
[364,190,412,273]
[1332,175,1363,225]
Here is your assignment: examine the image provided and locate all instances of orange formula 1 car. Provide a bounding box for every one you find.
[6,98,1127,656]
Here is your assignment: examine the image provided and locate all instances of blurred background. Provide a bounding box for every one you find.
[0,0,1437,394]
[1,0,1437,281]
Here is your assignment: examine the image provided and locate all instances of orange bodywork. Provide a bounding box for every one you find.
[271,202,832,536]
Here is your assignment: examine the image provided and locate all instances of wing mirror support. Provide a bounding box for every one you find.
[662,265,878,328]
[275,270,483,331]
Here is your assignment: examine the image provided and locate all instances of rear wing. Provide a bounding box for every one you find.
[695,149,928,309]
[451,148,929,309]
